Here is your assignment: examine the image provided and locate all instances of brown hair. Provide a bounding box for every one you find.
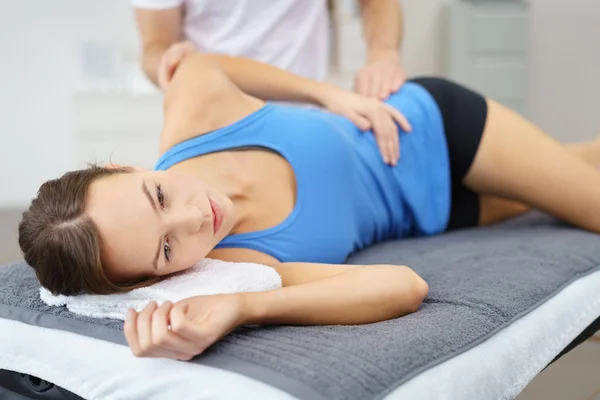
[18,165,160,296]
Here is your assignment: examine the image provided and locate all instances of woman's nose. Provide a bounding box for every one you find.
[167,205,204,234]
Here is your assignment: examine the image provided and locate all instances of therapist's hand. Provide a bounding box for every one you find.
[157,41,197,90]
[319,85,412,166]
[124,294,246,361]
[354,50,406,101]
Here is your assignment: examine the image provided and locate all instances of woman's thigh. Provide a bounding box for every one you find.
[465,99,600,233]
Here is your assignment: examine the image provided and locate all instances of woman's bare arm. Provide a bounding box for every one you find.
[244,262,428,325]
[209,249,428,324]
[124,262,428,359]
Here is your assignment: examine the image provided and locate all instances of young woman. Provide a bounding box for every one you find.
[19,52,600,361]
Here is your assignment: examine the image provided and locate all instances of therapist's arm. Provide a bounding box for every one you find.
[354,0,407,99]
[175,53,333,105]
[134,6,185,86]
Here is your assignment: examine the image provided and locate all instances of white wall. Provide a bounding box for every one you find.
[527,0,600,142]
[400,0,600,142]
[402,0,450,77]
[0,0,153,208]
[1,2,75,208]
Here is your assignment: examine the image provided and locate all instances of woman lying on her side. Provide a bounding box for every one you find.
[19,51,600,361]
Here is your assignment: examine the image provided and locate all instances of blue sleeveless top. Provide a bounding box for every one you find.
[155,82,450,264]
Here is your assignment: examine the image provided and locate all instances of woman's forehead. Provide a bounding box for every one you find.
[87,174,159,279]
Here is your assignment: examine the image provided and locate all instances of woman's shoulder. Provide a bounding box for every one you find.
[159,67,265,156]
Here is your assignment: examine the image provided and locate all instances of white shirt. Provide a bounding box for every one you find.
[132,0,330,81]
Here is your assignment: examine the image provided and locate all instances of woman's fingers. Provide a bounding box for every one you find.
[125,302,165,358]
[151,302,200,358]
[124,308,141,356]
[137,301,158,355]
[124,302,196,360]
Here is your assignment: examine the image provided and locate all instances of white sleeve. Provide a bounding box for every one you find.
[132,0,183,10]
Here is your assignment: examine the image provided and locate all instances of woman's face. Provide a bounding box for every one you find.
[86,169,236,282]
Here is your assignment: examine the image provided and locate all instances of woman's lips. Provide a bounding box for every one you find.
[209,197,223,234]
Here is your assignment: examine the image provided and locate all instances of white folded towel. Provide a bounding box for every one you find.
[39,258,282,320]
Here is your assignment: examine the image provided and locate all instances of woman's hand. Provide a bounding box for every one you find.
[124,293,247,361]
[319,85,412,166]
[157,41,197,90]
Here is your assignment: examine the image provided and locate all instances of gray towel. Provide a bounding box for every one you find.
[1,212,599,400]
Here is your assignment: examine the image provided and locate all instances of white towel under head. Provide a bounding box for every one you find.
[39,258,282,320]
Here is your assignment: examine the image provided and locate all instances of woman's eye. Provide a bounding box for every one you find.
[163,237,171,262]
[156,184,165,209]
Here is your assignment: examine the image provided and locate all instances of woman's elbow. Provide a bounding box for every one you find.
[410,274,429,311]
[398,267,428,314]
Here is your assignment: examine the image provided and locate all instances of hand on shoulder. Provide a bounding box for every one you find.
[157,41,198,90]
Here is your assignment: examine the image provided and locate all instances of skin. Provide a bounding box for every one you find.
[354,0,407,99]
[85,51,600,362]
[134,0,407,99]
[86,169,236,282]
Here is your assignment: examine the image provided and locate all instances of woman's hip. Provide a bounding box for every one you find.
[408,77,488,231]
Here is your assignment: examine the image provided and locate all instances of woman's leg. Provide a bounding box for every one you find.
[478,138,600,226]
[465,99,600,233]
[478,195,529,226]
[565,137,600,167]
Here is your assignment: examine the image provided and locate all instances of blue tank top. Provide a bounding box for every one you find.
[155,82,450,264]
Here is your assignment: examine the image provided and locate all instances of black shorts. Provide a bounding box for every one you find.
[410,77,488,231]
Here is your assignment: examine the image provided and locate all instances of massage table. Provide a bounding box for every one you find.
[1,212,599,400]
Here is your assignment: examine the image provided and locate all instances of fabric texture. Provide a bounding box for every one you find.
[38,258,281,320]
[156,82,450,264]
[0,317,300,400]
[131,0,329,81]
[389,270,600,400]
[1,213,600,400]
[3,270,599,400]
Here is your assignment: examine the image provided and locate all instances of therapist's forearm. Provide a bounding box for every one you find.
[141,44,169,86]
[194,53,332,106]
[359,0,404,62]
